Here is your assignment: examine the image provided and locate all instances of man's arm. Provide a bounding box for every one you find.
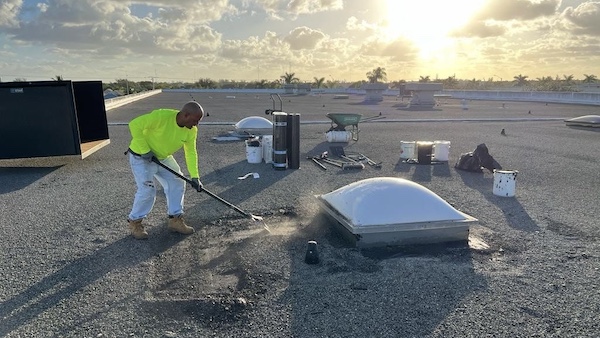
[183,129,200,178]
[128,114,153,155]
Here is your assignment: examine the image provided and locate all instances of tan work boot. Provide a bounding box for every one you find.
[168,215,195,235]
[128,218,149,240]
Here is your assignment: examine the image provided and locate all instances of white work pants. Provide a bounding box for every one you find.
[128,153,186,221]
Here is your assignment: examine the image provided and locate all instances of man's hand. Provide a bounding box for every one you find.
[140,151,155,162]
[190,178,203,192]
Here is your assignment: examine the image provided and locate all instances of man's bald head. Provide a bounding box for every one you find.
[177,101,205,129]
[181,101,204,118]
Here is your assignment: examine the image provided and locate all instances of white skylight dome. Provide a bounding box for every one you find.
[316,177,477,247]
[234,116,273,135]
[565,115,600,128]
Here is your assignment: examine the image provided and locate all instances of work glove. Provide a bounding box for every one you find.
[140,151,155,162]
[190,178,203,192]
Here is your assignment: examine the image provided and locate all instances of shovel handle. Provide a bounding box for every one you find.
[151,157,253,219]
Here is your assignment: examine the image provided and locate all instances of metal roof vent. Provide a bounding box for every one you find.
[565,115,600,128]
[316,177,478,247]
[234,116,273,135]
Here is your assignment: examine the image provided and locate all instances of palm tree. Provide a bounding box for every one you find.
[196,78,216,89]
[281,72,299,84]
[349,80,367,89]
[366,67,387,83]
[562,74,575,85]
[535,76,553,91]
[254,79,269,89]
[442,76,458,88]
[313,77,326,88]
[389,80,406,88]
[583,74,597,83]
[467,78,481,89]
[418,75,431,83]
[513,74,529,87]
[326,79,340,88]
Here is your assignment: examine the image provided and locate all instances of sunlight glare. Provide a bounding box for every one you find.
[384,0,486,57]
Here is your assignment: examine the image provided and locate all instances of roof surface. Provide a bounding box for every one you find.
[1,92,599,337]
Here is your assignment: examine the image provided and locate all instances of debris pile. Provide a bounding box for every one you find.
[455,143,502,173]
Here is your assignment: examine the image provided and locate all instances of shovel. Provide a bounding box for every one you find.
[151,157,270,232]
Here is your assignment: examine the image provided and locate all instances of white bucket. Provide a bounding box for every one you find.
[261,135,273,164]
[245,140,262,164]
[400,141,416,159]
[432,140,451,161]
[325,130,351,143]
[493,170,518,197]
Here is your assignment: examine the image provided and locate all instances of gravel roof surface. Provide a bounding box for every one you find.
[0,92,599,337]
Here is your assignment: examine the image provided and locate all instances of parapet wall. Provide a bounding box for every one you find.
[104,89,162,110]
[446,90,600,106]
[122,88,600,107]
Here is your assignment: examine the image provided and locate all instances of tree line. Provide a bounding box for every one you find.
[4,68,597,94]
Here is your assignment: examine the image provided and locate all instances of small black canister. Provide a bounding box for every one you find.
[305,240,319,264]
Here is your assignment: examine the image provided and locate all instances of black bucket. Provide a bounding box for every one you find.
[417,141,433,165]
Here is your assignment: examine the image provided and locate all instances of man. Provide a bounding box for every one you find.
[126,101,205,239]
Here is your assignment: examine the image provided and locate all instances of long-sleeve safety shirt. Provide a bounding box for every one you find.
[128,108,199,178]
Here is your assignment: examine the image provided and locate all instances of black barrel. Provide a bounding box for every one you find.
[417,141,433,165]
[272,112,288,170]
[287,113,300,169]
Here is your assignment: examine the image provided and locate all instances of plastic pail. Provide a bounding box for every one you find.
[432,140,451,161]
[261,135,273,163]
[493,170,518,197]
[245,140,263,164]
[400,141,416,159]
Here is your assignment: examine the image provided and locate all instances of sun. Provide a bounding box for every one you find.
[383,0,485,57]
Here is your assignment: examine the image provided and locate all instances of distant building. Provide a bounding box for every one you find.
[283,84,296,94]
[362,82,388,101]
[576,83,600,93]
[405,82,443,109]
[296,83,311,95]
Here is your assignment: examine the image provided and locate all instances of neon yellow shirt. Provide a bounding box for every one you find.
[128,108,199,178]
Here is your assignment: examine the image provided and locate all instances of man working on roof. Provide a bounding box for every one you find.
[126,101,205,240]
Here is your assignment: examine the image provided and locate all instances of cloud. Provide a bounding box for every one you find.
[561,1,600,36]
[155,0,236,23]
[345,16,378,32]
[451,0,560,38]
[450,21,507,38]
[474,0,560,21]
[155,24,222,52]
[284,26,325,50]
[359,37,419,62]
[0,0,233,55]
[219,31,291,61]
[287,0,343,13]
[0,0,22,28]
[248,0,342,19]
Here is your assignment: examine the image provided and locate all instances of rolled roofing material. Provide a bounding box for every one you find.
[564,115,600,128]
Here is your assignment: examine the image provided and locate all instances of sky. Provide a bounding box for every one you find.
[0,0,599,84]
